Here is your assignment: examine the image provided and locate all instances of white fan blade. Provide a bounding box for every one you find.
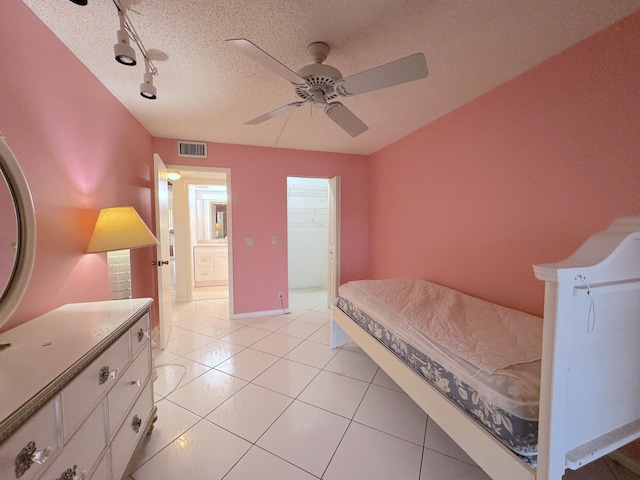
[338,53,428,96]
[226,38,306,85]
[245,102,305,125]
[325,102,368,137]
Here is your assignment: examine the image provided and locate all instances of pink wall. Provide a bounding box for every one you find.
[0,0,158,331]
[153,139,369,314]
[368,12,640,317]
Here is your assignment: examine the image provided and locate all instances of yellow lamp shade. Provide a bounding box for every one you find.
[86,206,158,253]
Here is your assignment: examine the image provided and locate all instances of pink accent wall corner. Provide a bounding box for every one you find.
[368,11,640,317]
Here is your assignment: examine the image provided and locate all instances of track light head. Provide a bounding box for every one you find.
[114,11,137,66]
[140,72,157,100]
[114,29,137,66]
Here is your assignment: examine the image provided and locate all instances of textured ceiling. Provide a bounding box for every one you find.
[23,0,640,155]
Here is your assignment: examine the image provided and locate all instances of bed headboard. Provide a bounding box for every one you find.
[533,216,640,478]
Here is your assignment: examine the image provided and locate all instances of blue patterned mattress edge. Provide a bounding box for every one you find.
[337,297,538,465]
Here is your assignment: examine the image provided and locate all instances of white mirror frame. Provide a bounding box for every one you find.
[0,133,36,328]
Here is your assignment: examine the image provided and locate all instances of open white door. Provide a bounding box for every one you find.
[154,154,173,349]
[328,176,341,301]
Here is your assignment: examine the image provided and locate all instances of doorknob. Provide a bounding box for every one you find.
[151,260,169,266]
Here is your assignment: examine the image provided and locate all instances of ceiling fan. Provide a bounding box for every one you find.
[226,39,428,137]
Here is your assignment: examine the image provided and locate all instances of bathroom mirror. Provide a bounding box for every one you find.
[0,133,36,329]
[189,183,228,243]
[195,201,227,241]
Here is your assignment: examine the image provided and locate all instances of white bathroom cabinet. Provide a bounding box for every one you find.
[193,245,228,286]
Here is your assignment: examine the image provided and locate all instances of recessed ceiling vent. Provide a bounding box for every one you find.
[178,141,207,158]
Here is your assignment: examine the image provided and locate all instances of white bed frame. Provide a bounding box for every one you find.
[330,217,640,480]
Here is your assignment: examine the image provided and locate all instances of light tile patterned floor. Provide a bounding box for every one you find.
[125,289,640,480]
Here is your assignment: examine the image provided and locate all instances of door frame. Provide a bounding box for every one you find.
[154,154,173,349]
[167,165,234,315]
[328,176,340,300]
[285,176,340,301]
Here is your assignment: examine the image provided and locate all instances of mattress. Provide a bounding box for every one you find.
[337,278,542,459]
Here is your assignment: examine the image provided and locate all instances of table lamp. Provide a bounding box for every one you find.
[86,206,158,299]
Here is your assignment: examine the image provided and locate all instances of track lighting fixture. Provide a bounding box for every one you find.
[140,59,157,100]
[114,10,137,66]
[111,1,160,99]
[75,1,160,98]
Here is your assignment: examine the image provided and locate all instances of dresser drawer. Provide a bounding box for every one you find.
[90,450,110,480]
[107,348,151,438]
[44,401,106,480]
[130,313,150,359]
[110,381,153,480]
[0,397,61,480]
[61,333,130,442]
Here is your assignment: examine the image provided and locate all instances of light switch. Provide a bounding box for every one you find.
[245,236,254,246]
[272,236,277,245]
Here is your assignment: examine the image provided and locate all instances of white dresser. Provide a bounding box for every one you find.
[0,298,155,480]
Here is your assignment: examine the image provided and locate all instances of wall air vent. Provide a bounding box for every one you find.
[178,141,207,158]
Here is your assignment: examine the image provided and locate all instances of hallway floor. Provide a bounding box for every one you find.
[125,290,639,480]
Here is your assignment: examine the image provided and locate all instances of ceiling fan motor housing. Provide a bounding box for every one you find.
[295,63,343,105]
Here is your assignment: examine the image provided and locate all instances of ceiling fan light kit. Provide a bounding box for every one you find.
[227,38,428,137]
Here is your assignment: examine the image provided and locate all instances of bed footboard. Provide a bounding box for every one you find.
[534,217,640,480]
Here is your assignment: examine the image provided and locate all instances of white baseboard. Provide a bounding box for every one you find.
[230,308,290,319]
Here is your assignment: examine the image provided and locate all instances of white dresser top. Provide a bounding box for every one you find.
[0,298,152,442]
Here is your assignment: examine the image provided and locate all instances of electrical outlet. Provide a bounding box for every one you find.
[278,291,283,299]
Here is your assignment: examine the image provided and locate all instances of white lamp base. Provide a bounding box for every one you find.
[107,249,132,300]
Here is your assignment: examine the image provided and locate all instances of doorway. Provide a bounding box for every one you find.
[168,166,233,312]
[287,177,333,302]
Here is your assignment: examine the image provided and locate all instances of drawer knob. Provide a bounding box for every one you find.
[15,442,51,477]
[131,378,143,387]
[33,446,51,464]
[98,366,109,385]
[99,366,119,384]
[131,415,142,433]
[56,465,85,480]
[137,328,150,343]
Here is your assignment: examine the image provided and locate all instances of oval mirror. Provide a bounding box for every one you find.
[0,133,36,329]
